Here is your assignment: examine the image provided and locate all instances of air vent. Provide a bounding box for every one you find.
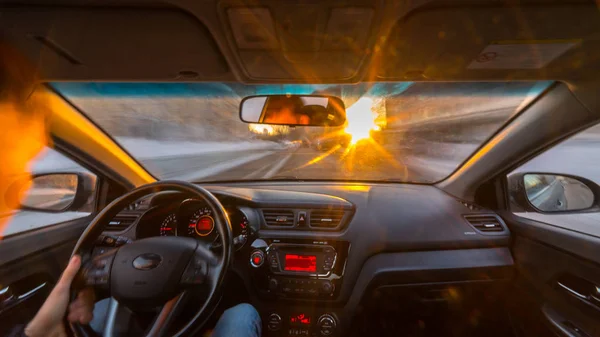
[106,215,138,231]
[464,215,505,233]
[310,210,345,229]
[262,210,294,227]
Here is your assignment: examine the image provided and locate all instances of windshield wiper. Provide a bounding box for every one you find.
[270,175,302,180]
[194,176,303,184]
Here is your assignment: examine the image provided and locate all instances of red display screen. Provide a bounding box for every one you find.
[284,254,317,272]
[290,313,311,325]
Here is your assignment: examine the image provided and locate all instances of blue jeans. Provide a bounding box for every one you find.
[211,303,262,337]
[91,300,261,337]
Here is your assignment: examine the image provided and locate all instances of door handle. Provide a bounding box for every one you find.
[0,282,47,313]
[555,274,600,311]
[0,285,15,306]
[589,286,600,306]
[556,281,588,299]
[16,282,47,300]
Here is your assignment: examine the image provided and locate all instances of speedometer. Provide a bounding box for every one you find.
[188,207,215,237]
[160,213,177,236]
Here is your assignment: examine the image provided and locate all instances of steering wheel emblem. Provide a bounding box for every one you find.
[132,253,163,270]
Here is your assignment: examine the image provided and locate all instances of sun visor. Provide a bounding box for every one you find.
[378,4,600,81]
[0,8,230,81]
[226,5,375,81]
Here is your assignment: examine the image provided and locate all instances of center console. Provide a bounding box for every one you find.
[248,238,349,336]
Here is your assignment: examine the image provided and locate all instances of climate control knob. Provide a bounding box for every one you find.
[268,278,279,291]
[317,314,337,336]
[267,313,282,331]
[320,280,334,295]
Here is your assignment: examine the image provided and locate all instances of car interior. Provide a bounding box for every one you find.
[1,0,600,337]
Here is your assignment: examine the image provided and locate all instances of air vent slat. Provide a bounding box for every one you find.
[106,215,138,231]
[262,210,294,227]
[310,210,345,228]
[464,215,505,233]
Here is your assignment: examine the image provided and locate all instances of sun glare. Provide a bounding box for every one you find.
[248,124,290,136]
[249,124,274,135]
[344,97,378,144]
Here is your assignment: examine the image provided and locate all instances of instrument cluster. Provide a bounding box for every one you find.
[156,199,251,251]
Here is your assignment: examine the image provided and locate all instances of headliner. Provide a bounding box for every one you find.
[0,0,598,84]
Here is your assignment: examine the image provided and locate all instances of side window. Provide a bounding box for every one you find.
[3,147,97,236]
[508,123,600,236]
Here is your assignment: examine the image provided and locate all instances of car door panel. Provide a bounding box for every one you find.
[503,213,600,337]
[0,216,92,335]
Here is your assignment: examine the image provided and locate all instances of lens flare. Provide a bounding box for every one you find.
[344,97,378,144]
[249,123,275,135]
[248,124,289,136]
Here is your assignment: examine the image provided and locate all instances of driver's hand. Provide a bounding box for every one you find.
[24,255,96,337]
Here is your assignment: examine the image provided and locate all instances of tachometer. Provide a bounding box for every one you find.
[160,213,177,236]
[188,207,215,237]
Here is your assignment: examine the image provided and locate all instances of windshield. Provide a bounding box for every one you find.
[53,82,550,183]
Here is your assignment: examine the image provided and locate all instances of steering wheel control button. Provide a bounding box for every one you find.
[250,250,265,268]
[92,247,110,257]
[85,251,116,287]
[267,313,282,331]
[181,257,208,285]
[115,236,132,246]
[317,314,337,336]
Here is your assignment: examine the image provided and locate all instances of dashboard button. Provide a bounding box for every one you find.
[102,236,116,246]
[250,250,265,268]
[268,278,279,291]
[297,212,307,226]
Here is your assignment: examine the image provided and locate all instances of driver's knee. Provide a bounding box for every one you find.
[212,303,261,337]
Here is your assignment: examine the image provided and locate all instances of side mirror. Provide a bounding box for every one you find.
[508,172,599,213]
[20,172,96,212]
[240,95,346,127]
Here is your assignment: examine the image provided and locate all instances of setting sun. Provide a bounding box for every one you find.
[344,97,378,144]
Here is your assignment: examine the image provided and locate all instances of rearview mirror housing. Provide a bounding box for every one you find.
[239,95,346,127]
[507,172,600,213]
[20,172,96,213]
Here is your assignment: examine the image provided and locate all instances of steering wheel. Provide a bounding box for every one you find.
[69,181,233,337]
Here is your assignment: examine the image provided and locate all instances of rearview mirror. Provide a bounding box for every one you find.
[508,172,599,213]
[240,95,346,127]
[20,173,96,212]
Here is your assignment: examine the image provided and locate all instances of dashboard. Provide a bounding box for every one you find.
[100,182,514,337]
